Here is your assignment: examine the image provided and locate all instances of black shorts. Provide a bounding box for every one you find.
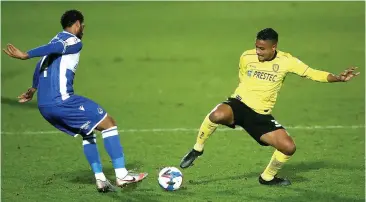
[222,98,285,146]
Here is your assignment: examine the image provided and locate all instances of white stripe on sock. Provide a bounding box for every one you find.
[102,127,119,138]
[82,139,96,145]
[82,134,96,145]
[102,126,117,133]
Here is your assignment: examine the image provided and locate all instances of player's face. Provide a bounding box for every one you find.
[255,40,276,62]
[76,21,85,39]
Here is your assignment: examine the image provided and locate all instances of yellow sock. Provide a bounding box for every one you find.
[193,114,218,152]
[260,150,291,181]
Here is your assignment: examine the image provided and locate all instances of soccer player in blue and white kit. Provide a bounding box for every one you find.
[3,10,147,192]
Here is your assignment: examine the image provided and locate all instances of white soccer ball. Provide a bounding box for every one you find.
[158,167,183,191]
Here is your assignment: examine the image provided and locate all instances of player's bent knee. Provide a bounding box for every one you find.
[209,110,228,124]
[208,104,234,125]
[280,142,296,156]
[96,115,117,131]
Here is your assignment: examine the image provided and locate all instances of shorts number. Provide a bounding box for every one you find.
[271,120,282,127]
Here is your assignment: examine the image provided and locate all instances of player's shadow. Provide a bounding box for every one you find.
[215,186,364,202]
[103,193,162,202]
[65,161,144,188]
[1,96,38,109]
[187,160,364,201]
[188,160,329,185]
[54,161,164,201]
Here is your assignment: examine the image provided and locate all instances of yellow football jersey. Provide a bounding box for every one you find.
[231,49,329,115]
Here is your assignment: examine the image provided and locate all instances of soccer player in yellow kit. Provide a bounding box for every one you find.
[180,28,360,186]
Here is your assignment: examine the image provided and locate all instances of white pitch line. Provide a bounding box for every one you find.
[1,125,364,135]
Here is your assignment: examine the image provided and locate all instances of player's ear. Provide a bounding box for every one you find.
[74,20,81,28]
[271,42,277,51]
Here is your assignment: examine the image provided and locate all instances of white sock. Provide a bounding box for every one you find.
[115,168,128,179]
[95,172,107,181]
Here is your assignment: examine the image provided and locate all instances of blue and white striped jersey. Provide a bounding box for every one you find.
[32,31,83,106]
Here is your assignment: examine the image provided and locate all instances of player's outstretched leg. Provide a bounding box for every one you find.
[180,103,234,169]
[258,129,295,186]
[82,133,116,192]
[96,115,148,187]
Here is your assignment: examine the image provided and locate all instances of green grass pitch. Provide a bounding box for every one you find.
[1,1,365,202]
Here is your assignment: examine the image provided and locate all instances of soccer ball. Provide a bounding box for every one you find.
[158,167,183,191]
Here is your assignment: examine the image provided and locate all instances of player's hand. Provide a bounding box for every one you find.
[17,87,36,103]
[3,44,29,60]
[338,67,360,82]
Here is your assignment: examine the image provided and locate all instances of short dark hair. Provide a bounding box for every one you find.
[60,10,84,29]
[256,28,278,43]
